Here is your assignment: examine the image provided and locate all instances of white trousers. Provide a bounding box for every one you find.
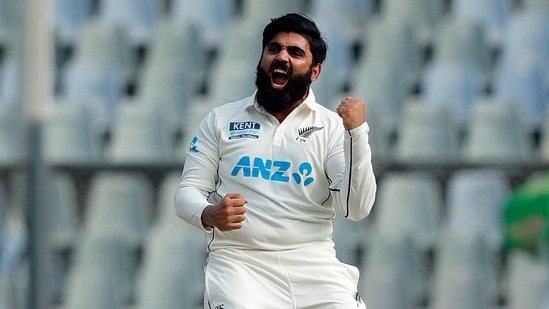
[203,243,367,309]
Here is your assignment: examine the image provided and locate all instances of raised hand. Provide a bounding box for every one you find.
[336,96,366,130]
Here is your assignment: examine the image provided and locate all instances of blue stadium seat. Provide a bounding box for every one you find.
[421,61,484,123]
[431,233,499,309]
[360,18,422,90]
[83,172,153,249]
[53,0,92,46]
[171,0,237,50]
[445,168,511,250]
[372,171,443,252]
[63,235,137,307]
[44,102,103,164]
[505,251,549,309]
[492,54,548,129]
[379,0,445,47]
[432,18,493,80]
[359,235,425,308]
[450,0,513,47]
[461,97,533,163]
[98,0,162,47]
[394,99,460,164]
[141,19,207,94]
[308,0,374,44]
[106,103,175,164]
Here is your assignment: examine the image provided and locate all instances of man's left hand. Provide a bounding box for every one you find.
[336,96,366,131]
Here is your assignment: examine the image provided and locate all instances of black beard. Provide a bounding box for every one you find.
[255,64,312,114]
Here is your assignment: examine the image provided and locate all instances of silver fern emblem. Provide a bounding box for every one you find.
[296,126,324,141]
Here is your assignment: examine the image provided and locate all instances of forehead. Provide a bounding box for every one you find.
[267,32,311,51]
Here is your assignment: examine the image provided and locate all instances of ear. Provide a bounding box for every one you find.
[310,63,322,82]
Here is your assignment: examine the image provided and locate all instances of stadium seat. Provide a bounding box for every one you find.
[0,103,24,166]
[431,18,493,80]
[0,29,23,103]
[43,102,103,164]
[431,233,500,308]
[62,267,121,309]
[135,220,206,309]
[64,235,136,307]
[362,103,394,164]
[135,63,192,133]
[360,18,422,90]
[372,171,443,251]
[394,99,460,164]
[47,173,80,251]
[494,12,549,127]
[175,97,218,163]
[62,59,124,129]
[69,18,137,82]
[500,10,549,67]
[83,172,153,249]
[461,97,534,163]
[308,0,373,44]
[421,61,484,124]
[170,0,237,50]
[97,0,162,46]
[331,208,371,266]
[379,0,445,47]
[0,0,22,47]
[142,19,207,94]
[0,173,26,276]
[504,251,549,309]
[359,235,424,308]
[450,0,513,47]
[311,19,353,101]
[53,0,92,47]
[445,168,510,250]
[155,172,185,229]
[240,0,306,23]
[46,173,81,302]
[106,103,175,164]
[206,17,264,104]
[348,61,409,137]
[492,55,548,129]
[136,171,207,308]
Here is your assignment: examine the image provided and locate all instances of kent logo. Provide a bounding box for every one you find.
[230,121,260,130]
[229,121,261,140]
[230,156,314,186]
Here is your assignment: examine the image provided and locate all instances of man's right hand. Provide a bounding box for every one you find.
[201,193,248,231]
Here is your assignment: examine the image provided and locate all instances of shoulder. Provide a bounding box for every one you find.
[211,95,254,117]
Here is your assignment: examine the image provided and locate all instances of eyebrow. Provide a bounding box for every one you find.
[266,41,306,55]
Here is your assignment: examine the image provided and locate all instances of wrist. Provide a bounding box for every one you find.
[201,205,214,230]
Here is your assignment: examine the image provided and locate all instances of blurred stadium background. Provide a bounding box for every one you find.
[1,0,549,308]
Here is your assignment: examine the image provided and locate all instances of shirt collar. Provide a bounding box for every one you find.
[246,88,319,113]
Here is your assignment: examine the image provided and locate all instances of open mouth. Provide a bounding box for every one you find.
[271,67,290,90]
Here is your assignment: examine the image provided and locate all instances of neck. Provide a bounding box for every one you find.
[268,99,303,123]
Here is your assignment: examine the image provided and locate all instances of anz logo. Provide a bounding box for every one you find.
[230,156,314,186]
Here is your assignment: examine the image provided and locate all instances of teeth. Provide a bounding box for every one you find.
[273,69,288,75]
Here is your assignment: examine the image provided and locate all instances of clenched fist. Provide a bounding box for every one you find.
[201,193,248,231]
[336,96,366,130]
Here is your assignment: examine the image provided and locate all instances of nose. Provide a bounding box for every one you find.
[275,48,290,62]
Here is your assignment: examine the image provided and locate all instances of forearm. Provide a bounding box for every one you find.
[339,122,377,220]
[174,185,213,232]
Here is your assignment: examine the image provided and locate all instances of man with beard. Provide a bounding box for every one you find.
[175,13,376,308]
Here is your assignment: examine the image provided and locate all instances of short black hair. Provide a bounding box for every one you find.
[261,13,328,65]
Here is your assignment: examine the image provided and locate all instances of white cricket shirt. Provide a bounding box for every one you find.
[175,90,376,251]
